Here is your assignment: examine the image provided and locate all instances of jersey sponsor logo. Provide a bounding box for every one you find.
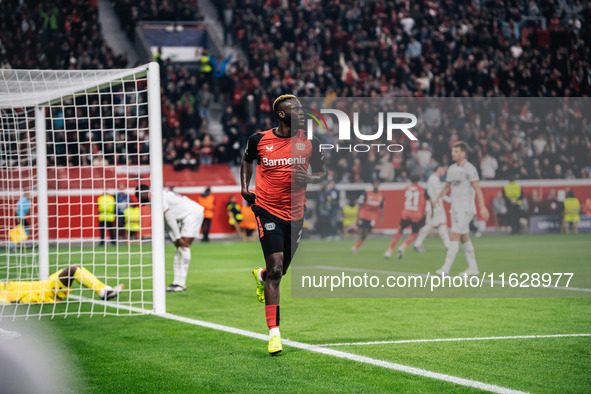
[265,222,276,231]
[261,156,307,167]
[295,143,306,151]
[265,145,274,152]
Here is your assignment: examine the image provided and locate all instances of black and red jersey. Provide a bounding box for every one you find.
[357,191,385,222]
[243,128,324,221]
[401,184,429,222]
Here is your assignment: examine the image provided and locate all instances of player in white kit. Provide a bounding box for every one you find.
[136,185,205,291]
[413,165,450,252]
[432,142,489,276]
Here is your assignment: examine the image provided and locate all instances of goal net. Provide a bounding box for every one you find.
[0,63,165,319]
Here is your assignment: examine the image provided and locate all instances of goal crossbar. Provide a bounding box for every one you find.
[0,66,148,109]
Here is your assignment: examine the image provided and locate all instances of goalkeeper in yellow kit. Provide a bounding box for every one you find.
[0,265,124,304]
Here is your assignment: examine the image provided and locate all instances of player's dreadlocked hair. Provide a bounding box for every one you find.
[272,94,297,118]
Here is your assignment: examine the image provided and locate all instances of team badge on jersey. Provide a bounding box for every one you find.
[296,143,306,151]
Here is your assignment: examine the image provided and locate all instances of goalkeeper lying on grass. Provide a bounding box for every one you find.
[0,265,124,304]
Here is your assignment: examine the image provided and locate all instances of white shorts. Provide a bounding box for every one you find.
[426,204,447,227]
[179,209,205,238]
[450,211,473,234]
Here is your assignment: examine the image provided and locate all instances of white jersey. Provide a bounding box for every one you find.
[427,173,445,212]
[163,190,204,220]
[446,160,479,214]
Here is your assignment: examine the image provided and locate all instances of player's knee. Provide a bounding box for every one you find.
[266,266,283,282]
[65,265,79,276]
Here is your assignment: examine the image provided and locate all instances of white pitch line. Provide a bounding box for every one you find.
[69,297,526,394]
[310,265,591,293]
[317,333,591,347]
[156,312,526,394]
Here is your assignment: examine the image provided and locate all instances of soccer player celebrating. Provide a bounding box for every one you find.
[136,185,205,292]
[242,94,325,355]
[413,165,451,252]
[384,174,429,259]
[0,265,123,304]
[352,181,384,254]
[432,142,490,276]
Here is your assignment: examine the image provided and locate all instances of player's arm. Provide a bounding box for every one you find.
[379,198,385,223]
[425,189,434,218]
[432,181,451,207]
[472,180,490,221]
[161,192,187,247]
[240,159,255,204]
[163,209,184,247]
[295,137,326,186]
[241,134,261,204]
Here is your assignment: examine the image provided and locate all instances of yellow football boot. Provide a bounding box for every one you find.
[268,335,282,355]
[252,267,265,303]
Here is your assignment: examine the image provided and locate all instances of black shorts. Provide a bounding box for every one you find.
[399,217,426,233]
[252,206,304,262]
[357,218,376,230]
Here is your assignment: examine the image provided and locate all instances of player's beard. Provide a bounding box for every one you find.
[292,115,305,131]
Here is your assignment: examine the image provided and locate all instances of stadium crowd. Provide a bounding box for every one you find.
[0,0,232,170]
[0,0,590,181]
[213,0,591,182]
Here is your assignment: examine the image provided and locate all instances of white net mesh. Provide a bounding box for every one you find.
[0,64,163,318]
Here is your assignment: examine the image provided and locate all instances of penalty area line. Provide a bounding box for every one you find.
[317,333,591,347]
[158,312,527,394]
[74,297,526,394]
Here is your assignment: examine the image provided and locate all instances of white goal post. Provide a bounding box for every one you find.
[0,62,165,318]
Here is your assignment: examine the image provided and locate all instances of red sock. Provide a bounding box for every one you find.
[260,268,267,281]
[354,239,364,249]
[265,304,280,329]
[401,233,418,249]
[389,232,402,249]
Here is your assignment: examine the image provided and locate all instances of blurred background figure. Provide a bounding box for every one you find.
[198,187,215,242]
[562,190,581,234]
[503,178,524,234]
[124,200,141,243]
[342,197,359,239]
[493,191,508,231]
[14,191,32,235]
[316,183,330,239]
[239,203,257,241]
[541,189,562,215]
[97,191,116,246]
[585,195,591,216]
[528,189,543,217]
[326,181,341,240]
[226,195,243,236]
[116,183,130,240]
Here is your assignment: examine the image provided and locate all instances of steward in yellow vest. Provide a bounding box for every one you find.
[562,190,580,234]
[227,196,243,226]
[98,194,116,222]
[97,193,116,245]
[503,179,523,234]
[342,200,359,238]
[124,205,141,240]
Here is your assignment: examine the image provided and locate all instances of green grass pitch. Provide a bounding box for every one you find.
[3,233,591,393]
